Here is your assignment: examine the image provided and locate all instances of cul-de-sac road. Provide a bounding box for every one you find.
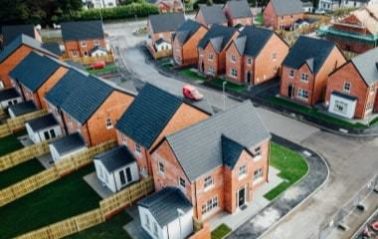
[104,21,378,239]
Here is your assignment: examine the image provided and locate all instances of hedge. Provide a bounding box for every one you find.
[69,3,159,21]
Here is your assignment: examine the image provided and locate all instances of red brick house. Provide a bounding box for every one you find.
[147,13,186,56]
[225,26,289,86]
[223,0,253,27]
[0,34,57,89]
[325,48,378,119]
[319,6,378,54]
[150,102,271,221]
[61,21,110,60]
[263,0,304,30]
[148,0,184,13]
[198,24,238,76]
[9,52,68,109]
[280,36,346,106]
[115,84,211,178]
[173,20,208,66]
[195,5,228,28]
[44,69,135,146]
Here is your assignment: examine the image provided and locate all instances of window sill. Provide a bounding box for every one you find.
[238,174,247,181]
[254,155,262,162]
[253,177,264,185]
[204,185,214,192]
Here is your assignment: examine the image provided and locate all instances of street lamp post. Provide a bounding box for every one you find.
[222,81,228,110]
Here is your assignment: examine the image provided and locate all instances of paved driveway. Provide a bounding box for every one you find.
[104,20,378,239]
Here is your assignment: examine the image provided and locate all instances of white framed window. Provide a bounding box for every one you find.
[230,68,237,77]
[301,73,309,82]
[158,161,165,174]
[105,118,113,129]
[94,40,100,46]
[289,69,295,78]
[247,58,252,65]
[297,89,309,100]
[231,55,236,62]
[179,177,186,188]
[204,175,214,189]
[72,50,79,57]
[208,53,214,61]
[254,168,263,180]
[239,165,247,178]
[255,146,261,156]
[343,82,351,94]
[80,41,87,47]
[272,52,277,61]
[201,196,218,215]
[145,213,150,230]
[135,144,142,154]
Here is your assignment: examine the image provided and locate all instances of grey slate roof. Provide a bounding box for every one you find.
[166,101,270,182]
[61,21,104,41]
[116,84,183,149]
[221,136,245,168]
[198,24,236,52]
[351,47,378,86]
[44,69,89,108]
[270,0,304,16]
[198,5,228,25]
[2,24,36,46]
[50,133,86,155]
[0,88,20,102]
[10,51,61,92]
[225,0,253,19]
[95,146,136,172]
[8,101,37,117]
[234,26,274,57]
[60,76,114,124]
[138,187,193,227]
[283,36,336,73]
[148,13,185,33]
[175,20,202,44]
[27,114,58,131]
[0,34,57,63]
[42,42,63,56]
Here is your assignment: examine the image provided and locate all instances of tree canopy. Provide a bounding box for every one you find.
[0,0,83,26]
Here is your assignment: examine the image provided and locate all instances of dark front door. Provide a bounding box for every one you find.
[247,72,252,85]
[288,84,293,98]
[201,62,205,73]
[238,188,246,207]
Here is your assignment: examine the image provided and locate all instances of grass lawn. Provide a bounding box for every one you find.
[268,96,369,129]
[0,165,101,239]
[0,159,44,189]
[68,211,132,239]
[87,64,118,75]
[211,223,232,239]
[255,13,264,25]
[264,143,308,201]
[0,133,24,157]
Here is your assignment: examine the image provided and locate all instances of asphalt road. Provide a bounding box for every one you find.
[104,21,378,239]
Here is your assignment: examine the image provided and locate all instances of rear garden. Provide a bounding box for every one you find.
[0,165,102,239]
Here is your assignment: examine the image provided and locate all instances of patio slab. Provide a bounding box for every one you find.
[209,166,283,230]
[83,172,114,199]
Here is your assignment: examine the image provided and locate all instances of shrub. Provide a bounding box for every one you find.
[66,3,159,21]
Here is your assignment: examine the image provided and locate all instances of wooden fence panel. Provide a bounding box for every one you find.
[15,178,154,239]
[0,141,49,172]
[0,124,11,138]
[0,141,117,207]
[75,209,104,231]
[6,109,47,132]
[16,228,50,239]
[48,218,77,239]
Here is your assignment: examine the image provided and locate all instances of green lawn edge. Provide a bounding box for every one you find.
[211,223,232,239]
[264,142,309,201]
